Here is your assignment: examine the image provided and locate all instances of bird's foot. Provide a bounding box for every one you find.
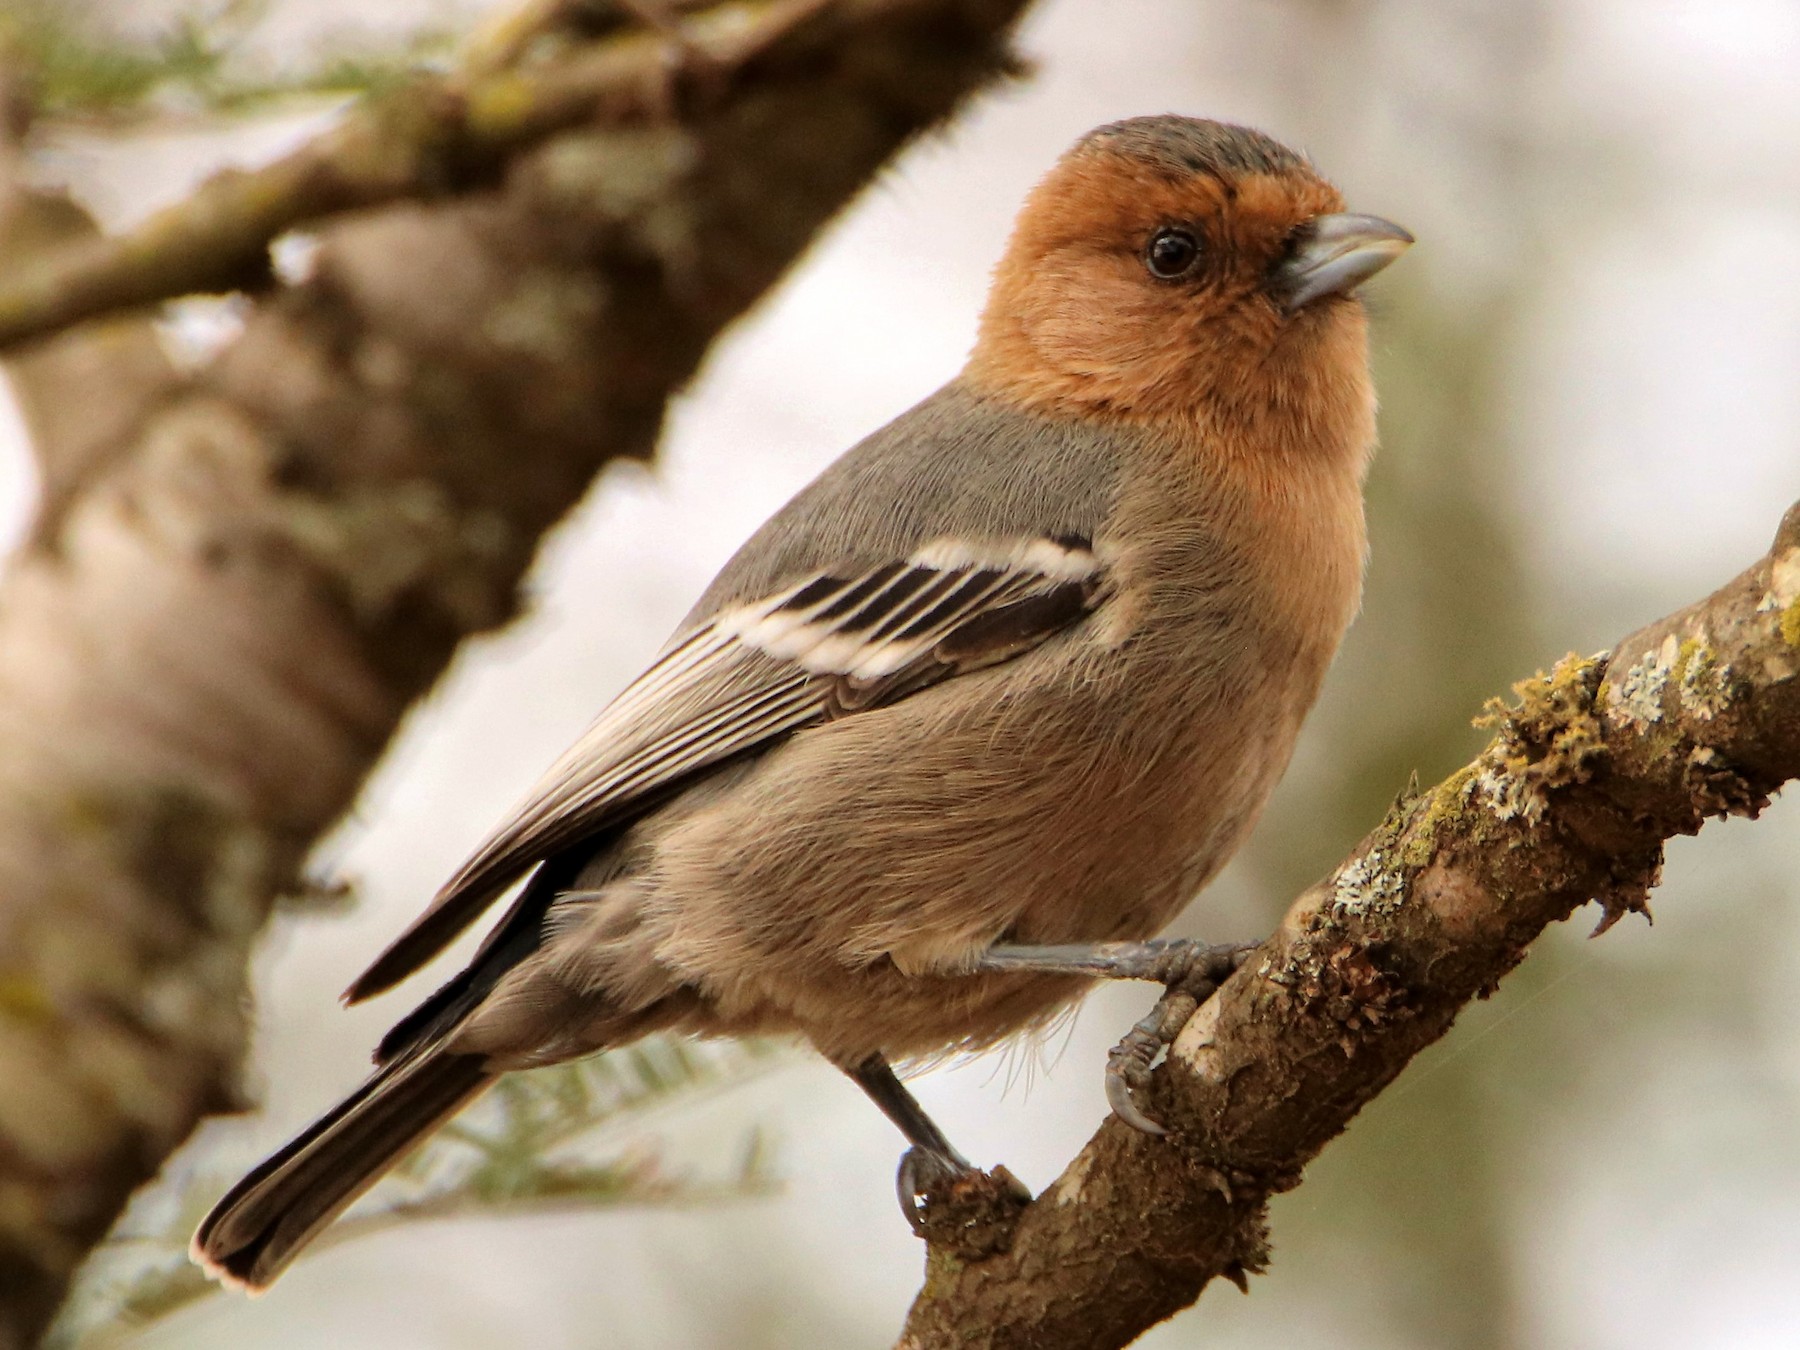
[844,1052,1026,1248]
[1104,938,1257,1135]
[897,1147,1031,1256]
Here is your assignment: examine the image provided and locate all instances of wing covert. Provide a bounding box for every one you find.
[346,535,1104,1001]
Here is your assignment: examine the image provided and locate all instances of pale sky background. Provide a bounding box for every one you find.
[9,0,1800,1347]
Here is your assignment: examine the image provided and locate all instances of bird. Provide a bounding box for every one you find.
[193,114,1411,1290]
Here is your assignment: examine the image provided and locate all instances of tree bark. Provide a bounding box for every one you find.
[896,504,1800,1348]
[0,3,1032,1344]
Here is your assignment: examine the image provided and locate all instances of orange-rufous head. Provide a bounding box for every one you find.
[965,115,1411,452]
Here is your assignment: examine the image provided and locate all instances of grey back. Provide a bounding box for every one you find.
[685,382,1130,624]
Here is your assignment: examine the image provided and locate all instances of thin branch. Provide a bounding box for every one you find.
[0,57,181,529]
[897,503,1800,1349]
[0,0,850,353]
[2,0,458,124]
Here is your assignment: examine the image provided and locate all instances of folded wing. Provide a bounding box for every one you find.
[345,536,1106,1002]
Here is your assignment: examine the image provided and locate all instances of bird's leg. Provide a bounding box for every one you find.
[842,1054,977,1235]
[971,937,1252,985]
[972,937,1257,1135]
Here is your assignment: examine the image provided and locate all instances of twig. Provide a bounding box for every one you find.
[0,54,180,530]
[0,0,836,352]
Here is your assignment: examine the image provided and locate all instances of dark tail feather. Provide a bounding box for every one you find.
[192,1052,495,1291]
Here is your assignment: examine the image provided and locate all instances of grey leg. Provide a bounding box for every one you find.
[971,937,1251,986]
[842,1054,974,1235]
[974,937,1258,1135]
[844,1053,967,1164]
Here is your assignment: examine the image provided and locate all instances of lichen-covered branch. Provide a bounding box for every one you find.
[897,504,1800,1350]
[0,2,1032,1344]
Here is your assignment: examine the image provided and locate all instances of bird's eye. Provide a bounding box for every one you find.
[1145,228,1201,279]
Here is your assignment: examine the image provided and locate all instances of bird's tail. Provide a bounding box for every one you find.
[192,1050,496,1291]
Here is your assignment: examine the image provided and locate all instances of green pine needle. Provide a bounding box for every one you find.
[47,1036,785,1349]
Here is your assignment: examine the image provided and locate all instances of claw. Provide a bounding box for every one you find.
[896,1146,972,1236]
[1100,938,1258,1136]
[897,1150,927,1235]
[898,1153,1032,1257]
[1105,1002,1180,1135]
[1105,1058,1167,1135]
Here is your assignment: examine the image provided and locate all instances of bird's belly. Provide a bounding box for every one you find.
[641,650,1297,1063]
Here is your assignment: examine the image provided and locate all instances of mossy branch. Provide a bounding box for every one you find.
[0,0,925,353]
[896,503,1800,1350]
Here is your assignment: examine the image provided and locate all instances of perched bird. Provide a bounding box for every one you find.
[194,114,1410,1289]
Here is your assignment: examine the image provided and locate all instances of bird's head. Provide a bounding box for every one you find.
[966,116,1411,438]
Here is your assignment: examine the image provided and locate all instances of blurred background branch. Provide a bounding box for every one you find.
[1,0,454,122]
[0,70,178,544]
[0,0,870,352]
[0,1,1032,1344]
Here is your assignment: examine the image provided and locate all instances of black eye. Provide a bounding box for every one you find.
[1145,228,1201,279]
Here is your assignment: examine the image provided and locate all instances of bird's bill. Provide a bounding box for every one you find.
[1275,212,1413,313]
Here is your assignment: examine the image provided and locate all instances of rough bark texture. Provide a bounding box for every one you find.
[896,504,1800,1349]
[0,3,1031,1344]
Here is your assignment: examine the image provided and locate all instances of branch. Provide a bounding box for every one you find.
[0,0,960,352]
[0,1,1032,1343]
[898,504,1800,1349]
[0,154,177,540]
